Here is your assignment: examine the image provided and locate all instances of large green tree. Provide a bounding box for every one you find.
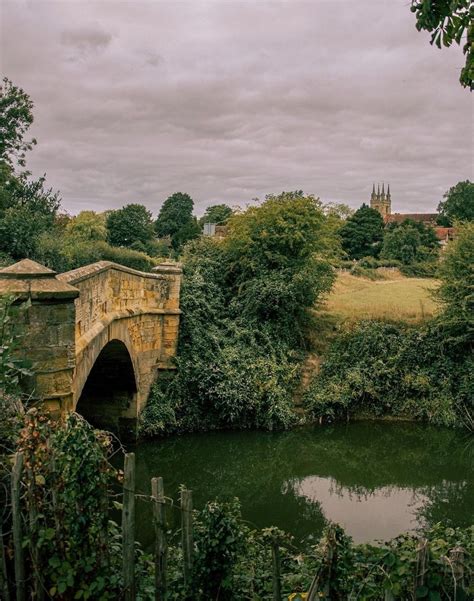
[199,203,233,228]
[0,77,37,168]
[0,78,62,260]
[437,180,474,226]
[224,191,334,327]
[0,175,60,259]
[339,203,385,260]
[155,192,201,252]
[410,0,473,89]
[437,222,474,342]
[381,219,439,265]
[66,211,107,242]
[106,203,154,248]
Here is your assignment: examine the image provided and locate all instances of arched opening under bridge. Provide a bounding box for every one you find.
[76,339,137,436]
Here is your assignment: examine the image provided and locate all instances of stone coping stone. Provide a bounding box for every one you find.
[152,261,183,275]
[0,258,57,278]
[0,259,80,299]
[0,277,80,300]
[58,260,181,284]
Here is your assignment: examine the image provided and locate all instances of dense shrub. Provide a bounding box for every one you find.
[36,235,156,273]
[304,319,473,428]
[156,499,474,600]
[349,265,384,280]
[0,250,14,267]
[399,261,438,278]
[436,222,474,343]
[191,498,246,600]
[358,256,402,269]
[140,193,335,436]
[382,222,439,266]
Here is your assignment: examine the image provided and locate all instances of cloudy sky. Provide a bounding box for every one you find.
[1,1,472,217]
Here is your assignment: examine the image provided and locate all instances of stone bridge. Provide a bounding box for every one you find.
[0,259,182,435]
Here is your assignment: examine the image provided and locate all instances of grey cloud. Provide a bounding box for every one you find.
[1,0,472,218]
[60,25,112,55]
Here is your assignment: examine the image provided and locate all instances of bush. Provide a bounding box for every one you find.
[36,235,156,273]
[350,265,384,280]
[0,250,14,267]
[140,193,336,436]
[96,241,155,271]
[191,498,246,600]
[304,319,472,428]
[358,256,401,269]
[357,255,379,269]
[399,261,438,278]
[436,222,474,342]
[332,259,354,270]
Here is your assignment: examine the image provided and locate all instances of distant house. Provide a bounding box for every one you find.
[385,213,438,226]
[202,223,228,239]
[433,226,457,249]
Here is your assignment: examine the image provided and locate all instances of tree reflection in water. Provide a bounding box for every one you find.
[124,421,473,550]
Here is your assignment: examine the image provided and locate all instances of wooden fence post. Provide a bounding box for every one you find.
[180,488,193,586]
[271,539,282,601]
[12,451,25,601]
[415,539,429,594]
[449,546,465,595]
[307,526,335,601]
[122,453,136,601]
[151,477,167,601]
[0,521,11,601]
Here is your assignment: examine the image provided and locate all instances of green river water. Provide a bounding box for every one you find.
[128,421,473,550]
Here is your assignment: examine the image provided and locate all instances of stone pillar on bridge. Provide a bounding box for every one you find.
[0,259,79,418]
[152,261,182,368]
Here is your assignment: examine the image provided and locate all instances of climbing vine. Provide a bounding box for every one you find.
[17,411,123,599]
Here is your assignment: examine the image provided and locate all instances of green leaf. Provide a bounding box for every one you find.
[416,586,429,598]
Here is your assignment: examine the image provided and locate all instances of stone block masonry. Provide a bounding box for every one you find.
[0,259,182,435]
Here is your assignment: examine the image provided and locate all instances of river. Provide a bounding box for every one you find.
[127,421,473,550]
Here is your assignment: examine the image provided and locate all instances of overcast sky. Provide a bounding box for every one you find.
[1,1,473,217]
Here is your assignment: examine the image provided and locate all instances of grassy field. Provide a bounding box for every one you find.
[322,269,439,323]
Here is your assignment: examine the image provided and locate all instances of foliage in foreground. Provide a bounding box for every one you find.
[143,498,474,601]
[410,0,473,89]
[3,413,472,600]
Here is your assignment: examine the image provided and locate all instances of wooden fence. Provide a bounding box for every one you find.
[1,451,469,601]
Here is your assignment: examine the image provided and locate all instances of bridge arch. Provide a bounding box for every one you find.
[76,337,138,434]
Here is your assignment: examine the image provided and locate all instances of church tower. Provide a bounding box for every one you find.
[370,183,391,217]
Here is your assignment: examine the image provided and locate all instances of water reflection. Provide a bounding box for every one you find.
[125,422,473,550]
[291,476,428,542]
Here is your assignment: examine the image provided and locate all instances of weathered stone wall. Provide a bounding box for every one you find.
[58,261,181,420]
[0,260,79,418]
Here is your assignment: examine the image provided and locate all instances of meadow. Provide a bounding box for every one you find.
[322,269,439,322]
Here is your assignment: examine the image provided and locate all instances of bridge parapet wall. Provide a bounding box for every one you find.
[58,261,180,344]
